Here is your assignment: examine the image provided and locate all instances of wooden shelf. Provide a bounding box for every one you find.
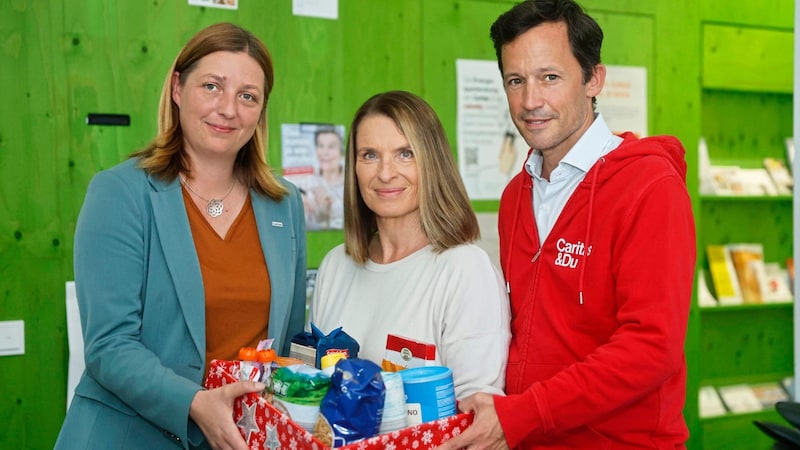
[700,302,793,312]
[700,194,793,202]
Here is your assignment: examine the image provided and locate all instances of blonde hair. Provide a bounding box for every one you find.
[130,22,287,200]
[344,91,480,264]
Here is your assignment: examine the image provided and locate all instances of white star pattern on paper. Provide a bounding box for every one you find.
[237,401,260,444]
[264,423,281,450]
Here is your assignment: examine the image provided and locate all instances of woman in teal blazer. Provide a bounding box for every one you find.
[55,23,306,450]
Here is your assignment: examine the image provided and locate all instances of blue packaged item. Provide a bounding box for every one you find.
[318,358,385,446]
[310,323,360,369]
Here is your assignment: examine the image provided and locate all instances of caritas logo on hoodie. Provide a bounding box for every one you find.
[555,237,591,269]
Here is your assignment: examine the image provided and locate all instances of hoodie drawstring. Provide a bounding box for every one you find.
[504,177,525,295]
[578,157,603,304]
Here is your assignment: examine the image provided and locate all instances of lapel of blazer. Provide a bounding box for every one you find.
[149,175,206,357]
[252,193,291,348]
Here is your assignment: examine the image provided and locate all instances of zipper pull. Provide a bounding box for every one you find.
[506,281,511,295]
[531,247,542,262]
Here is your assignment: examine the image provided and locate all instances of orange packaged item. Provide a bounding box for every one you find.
[257,348,276,363]
[238,346,259,361]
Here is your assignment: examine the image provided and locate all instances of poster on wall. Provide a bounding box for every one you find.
[281,123,346,231]
[456,59,529,200]
[456,60,649,200]
[188,0,238,9]
[292,0,338,19]
[596,65,648,137]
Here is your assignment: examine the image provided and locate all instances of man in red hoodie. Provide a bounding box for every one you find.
[440,1,696,449]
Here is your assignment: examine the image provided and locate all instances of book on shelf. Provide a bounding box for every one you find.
[738,168,779,195]
[707,165,743,196]
[697,269,719,307]
[750,381,790,409]
[699,385,727,418]
[698,137,715,195]
[727,243,766,304]
[763,157,793,195]
[706,244,743,305]
[702,381,795,417]
[782,376,795,399]
[760,262,794,303]
[717,384,764,413]
[707,165,779,196]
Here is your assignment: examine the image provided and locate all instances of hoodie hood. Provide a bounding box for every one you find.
[595,132,688,183]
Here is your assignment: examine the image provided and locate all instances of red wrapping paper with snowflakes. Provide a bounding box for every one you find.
[205,359,474,450]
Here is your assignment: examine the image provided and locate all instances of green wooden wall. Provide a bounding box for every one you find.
[0,0,791,448]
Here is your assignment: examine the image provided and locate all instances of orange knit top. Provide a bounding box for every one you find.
[182,188,271,379]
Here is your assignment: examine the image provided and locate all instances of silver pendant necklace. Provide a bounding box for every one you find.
[179,175,236,218]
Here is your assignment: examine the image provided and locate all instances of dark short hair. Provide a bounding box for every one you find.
[489,0,603,84]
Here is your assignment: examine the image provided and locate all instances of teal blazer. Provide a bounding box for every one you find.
[55,158,307,449]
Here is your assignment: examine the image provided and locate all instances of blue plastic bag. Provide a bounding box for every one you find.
[319,358,385,445]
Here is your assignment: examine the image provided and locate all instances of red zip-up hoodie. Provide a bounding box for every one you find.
[495,133,696,449]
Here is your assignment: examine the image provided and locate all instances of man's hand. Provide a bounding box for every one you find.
[190,380,265,450]
[437,393,509,450]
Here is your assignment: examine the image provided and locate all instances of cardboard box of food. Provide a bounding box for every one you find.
[381,334,437,372]
[205,359,473,450]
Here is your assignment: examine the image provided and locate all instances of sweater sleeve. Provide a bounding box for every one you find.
[495,173,695,446]
[440,246,511,399]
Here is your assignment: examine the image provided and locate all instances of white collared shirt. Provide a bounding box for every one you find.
[525,113,623,242]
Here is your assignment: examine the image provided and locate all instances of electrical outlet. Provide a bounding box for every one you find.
[0,320,24,356]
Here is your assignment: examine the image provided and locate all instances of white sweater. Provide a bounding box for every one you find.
[309,243,510,398]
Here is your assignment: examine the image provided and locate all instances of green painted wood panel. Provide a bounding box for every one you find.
[702,24,793,93]
[0,3,73,449]
[0,0,793,448]
[702,410,788,450]
[701,0,794,29]
[701,90,793,163]
[0,1,424,448]
[695,4,795,448]
[700,198,793,263]
[699,305,793,383]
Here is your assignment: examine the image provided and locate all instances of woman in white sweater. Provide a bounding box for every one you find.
[309,90,510,399]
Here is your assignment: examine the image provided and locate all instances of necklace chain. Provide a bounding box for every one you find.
[179,175,236,218]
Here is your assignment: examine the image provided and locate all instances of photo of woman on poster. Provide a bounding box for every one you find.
[282,123,345,230]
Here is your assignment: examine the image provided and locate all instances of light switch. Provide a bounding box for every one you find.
[0,320,24,356]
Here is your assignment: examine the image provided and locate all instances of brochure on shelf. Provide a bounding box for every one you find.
[699,386,727,418]
[717,384,764,413]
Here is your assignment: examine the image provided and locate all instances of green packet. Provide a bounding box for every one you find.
[268,364,331,405]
